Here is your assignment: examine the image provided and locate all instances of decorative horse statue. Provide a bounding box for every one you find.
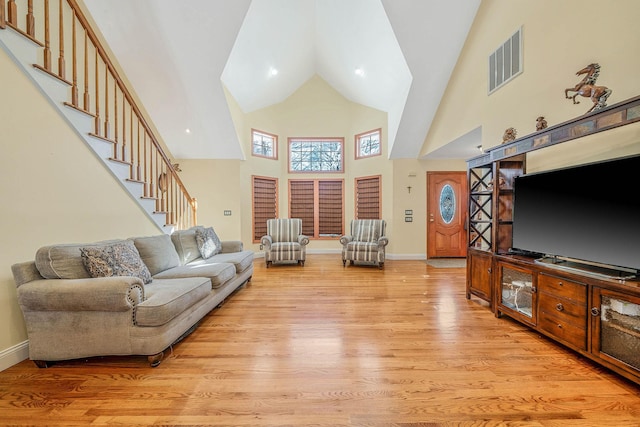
[564,63,612,113]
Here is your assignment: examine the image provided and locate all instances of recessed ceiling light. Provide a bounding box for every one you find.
[355,68,365,77]
[269,67,279,76]
[185,128,191,134]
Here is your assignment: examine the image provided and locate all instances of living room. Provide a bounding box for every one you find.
[1,0,640,423]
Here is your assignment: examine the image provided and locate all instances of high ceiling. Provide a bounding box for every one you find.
[83,0,481,160]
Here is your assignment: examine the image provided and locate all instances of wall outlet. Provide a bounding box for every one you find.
[223,210,232,216]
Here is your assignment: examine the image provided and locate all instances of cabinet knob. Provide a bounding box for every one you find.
[591,307,600,316]
[557,323,563,329]
[556,303,564,312]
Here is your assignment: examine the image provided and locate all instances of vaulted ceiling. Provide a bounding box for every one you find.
[83,0,481,160]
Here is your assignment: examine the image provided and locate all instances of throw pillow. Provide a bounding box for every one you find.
[80,241,152,284]
[195,227,222,259]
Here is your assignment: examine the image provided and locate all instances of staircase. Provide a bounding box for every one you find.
[0,0,196,233]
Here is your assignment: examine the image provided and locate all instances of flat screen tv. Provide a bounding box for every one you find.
[512,154,640,274]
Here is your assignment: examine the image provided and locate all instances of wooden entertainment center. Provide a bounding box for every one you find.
[466,95,640,385]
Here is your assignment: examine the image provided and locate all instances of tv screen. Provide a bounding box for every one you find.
[512,154,640,272]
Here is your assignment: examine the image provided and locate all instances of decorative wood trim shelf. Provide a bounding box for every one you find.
[467,95,640,168]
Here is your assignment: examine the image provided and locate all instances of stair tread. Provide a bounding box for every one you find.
[64,102,96,118]
[88,132,116,144]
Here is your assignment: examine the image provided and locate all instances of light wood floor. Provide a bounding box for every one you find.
[1,255,639,426]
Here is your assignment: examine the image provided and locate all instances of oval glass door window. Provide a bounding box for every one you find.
[439,184,455,224]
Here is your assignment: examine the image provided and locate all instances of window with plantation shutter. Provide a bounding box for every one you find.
[289,180,315,237]
[252,176,278,242]
[289,179,344,239]
[318,180,343,237]
[355,175,381,219]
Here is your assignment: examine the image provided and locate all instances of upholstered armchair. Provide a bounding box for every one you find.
[261,218,310,267]
[340,219,388,269]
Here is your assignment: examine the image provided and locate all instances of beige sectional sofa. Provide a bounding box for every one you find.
[11,226,254,367]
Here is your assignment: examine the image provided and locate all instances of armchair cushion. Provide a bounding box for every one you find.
[354,224,380,242]
[267,218,304,243]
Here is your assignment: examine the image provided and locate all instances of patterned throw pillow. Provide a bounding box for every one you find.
[80,241,152,284]
[195,227,222,259]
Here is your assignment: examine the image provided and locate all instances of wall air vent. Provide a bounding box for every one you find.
[488,27,523,94]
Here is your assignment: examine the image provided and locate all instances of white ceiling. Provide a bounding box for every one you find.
[83,0,481,161]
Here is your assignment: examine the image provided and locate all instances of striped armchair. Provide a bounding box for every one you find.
[340,219,388,269]
[261,218,309,267]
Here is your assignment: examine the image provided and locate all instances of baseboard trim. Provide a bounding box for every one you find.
[386,253,426,260]
[252,250,426,260]
[0,340,29,372]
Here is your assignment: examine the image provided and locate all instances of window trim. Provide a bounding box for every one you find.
[251,129,278,160]
[288,137,345,173]
[355,128,382,159]
[251,175,278,243]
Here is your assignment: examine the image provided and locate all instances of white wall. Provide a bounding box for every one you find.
[422,0,640,159]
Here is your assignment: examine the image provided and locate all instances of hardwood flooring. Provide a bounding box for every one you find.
[1,255,639,426]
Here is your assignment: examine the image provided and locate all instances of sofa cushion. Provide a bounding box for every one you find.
[136,277,212,327]
[171,227,203,265]
[195,227,222,258]
[132,235,180,276]
[35,239,125,279]
[153,263,236,289]
[80,241,152,284]
[193,250,254,274]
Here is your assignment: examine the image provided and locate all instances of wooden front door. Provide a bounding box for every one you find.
[427,171,467,258]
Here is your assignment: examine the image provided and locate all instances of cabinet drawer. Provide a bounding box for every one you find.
[538,273,586,303]
[538,311,587,350]
[538,294,586,327]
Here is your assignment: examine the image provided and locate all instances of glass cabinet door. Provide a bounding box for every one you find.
[497,263,536,325]
[468,166,493,251]
[592,288,640,374]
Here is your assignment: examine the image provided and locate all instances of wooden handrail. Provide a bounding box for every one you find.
[1,0,197,229]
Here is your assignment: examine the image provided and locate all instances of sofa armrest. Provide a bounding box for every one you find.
[17,276,145,312]
[260,235,272,249]
[298,234,310,246]
[378,236,389,247]
[220,240,243,253]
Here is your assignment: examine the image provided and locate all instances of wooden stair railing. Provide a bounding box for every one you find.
[1,0,197,230]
